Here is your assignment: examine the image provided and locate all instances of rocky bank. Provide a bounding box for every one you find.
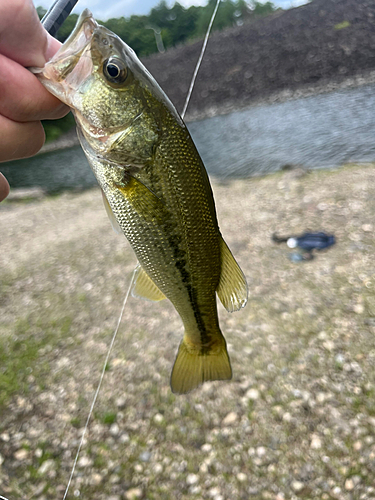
[142,0,375,119]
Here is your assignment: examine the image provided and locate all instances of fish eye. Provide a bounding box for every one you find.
[103,58,128,85]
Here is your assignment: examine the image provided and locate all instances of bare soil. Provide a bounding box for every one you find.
[1,163,375,499]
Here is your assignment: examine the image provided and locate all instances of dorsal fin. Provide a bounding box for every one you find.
[101,189,122,234]
[217,237,248,312]
[131,264,166,302]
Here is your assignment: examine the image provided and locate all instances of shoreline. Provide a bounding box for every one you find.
[38,71,375,155]
[2,161,375,498]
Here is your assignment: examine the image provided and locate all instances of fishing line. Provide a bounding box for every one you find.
[62,269,136,500]
[181,0,221,119]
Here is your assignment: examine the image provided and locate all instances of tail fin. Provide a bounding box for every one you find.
[170,335,232,394]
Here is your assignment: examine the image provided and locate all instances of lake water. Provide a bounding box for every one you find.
[2,83,375,192]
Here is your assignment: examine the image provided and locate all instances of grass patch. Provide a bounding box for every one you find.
[0,310,75,417]
[334,20,350,30]
[100,411,117,425]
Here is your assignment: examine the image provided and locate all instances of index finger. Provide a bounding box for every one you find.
[0,0,60,67]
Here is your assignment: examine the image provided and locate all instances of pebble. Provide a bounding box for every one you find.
[237,472,247,482]
[77,456,92,468]
[345,479,354,491]
[310,434,322,449]
[292,480,304,492]
[201,443,212,452]
[153,413,164,424]
[186,473,199,485]
[110,423,120,436]
[209,487,221,497]
[119,432,130,444]
[38,459,55,475]
[353,303,364,314]
[153,463,163,474]
[90,473,103,485]
[125,488,143,499]
[14,449,29,461]
[116,396,127,409]
[222,412,238,425]
[139,451,151,462]
[245,388,260,400]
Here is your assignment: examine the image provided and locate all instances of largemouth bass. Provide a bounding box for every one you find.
[33,10,248,394]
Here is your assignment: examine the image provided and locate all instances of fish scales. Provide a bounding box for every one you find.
[33,10,248,393]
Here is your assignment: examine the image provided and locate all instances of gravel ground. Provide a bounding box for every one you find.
[1,163,375,499]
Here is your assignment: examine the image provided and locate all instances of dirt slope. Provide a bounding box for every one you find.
[142,0,375,118]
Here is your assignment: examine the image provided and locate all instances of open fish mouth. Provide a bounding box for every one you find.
[31,9,97,105]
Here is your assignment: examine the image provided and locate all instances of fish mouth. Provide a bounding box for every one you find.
[33,9,97,105]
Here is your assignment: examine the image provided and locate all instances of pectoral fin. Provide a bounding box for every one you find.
[114,175,167,223]
[131,264,166,302]
[217,237,248,312]
[101,189,123,234]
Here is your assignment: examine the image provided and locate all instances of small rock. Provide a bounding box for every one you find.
[237,472,247,482]
[310,434,322,449]
[323,340,334,351]
[116,396,127,409]
[77,456,92,468]
[14,449,29,461]
[90,473,103,485]
[125,488,143,500]
[153,413,164,424]
[139,451,151,463]
[189,486,201,495]
[362,224,373,232]
[256,446,266,457]
[282,412,292,422]
[153,463,163,474]
[38,459,55,475]
[110,423,120,436]
[345,479,354,491]
[353,440,362,451]
[245,388,260,400]
[292,480,304,492]
[201,443,212,452]
[335,354,345,365]
[222,411,238,425]
[119,433,130,444]
[186,473,199,485]
[353,304,364,314]
[0,453,3,465]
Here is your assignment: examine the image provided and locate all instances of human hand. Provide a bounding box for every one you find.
[0,0,69,201]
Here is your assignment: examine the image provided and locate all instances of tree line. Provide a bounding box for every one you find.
[37,0,278,58]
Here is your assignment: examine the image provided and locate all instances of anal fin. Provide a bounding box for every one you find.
[217,237,248,312]
[131,264,166,302]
